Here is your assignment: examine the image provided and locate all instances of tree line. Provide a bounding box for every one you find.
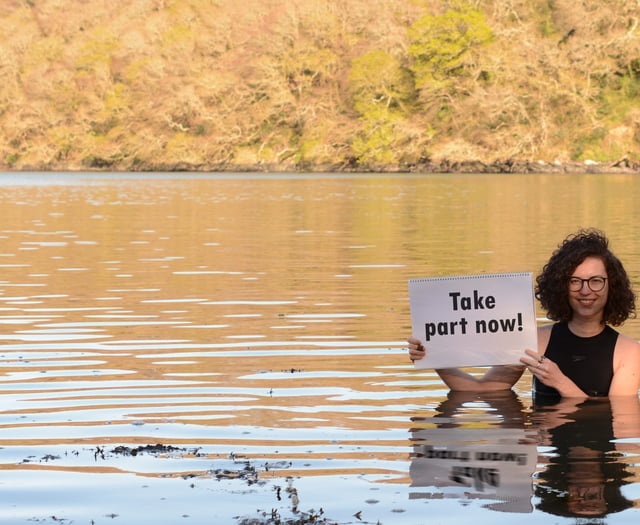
[2,0,640,173]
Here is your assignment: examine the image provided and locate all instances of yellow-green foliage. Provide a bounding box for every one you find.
[351,109,411,165]
[76,27,119,72]
[349,50,414,115]
[408,3,493,90]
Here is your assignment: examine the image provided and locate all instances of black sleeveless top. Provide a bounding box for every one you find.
[533,322,618,398]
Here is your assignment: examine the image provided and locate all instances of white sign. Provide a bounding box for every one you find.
[409,272,537,368]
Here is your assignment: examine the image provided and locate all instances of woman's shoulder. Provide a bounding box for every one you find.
[612,332,640,381]
[615,331,640,352]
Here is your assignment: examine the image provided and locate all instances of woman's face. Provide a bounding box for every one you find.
[568,256,609,322]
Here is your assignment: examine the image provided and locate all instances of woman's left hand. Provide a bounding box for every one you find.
[520,348,562,388]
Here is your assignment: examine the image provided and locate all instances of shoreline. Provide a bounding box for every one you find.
[3,158,640,175]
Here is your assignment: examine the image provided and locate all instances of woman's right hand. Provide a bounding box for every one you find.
[407,336,426,362]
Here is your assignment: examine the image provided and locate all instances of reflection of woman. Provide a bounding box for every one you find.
[425,389,528,429]
[408,229,640,398]
[533,397,638,518]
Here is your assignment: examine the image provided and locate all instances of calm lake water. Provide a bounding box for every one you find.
[0,172,639,524]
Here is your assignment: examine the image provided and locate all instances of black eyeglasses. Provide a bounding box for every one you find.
[568,276,607,292]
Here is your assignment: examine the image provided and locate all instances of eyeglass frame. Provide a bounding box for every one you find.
[568,276,608,292]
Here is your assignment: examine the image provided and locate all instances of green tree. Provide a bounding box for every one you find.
[350,109,405,165]
[408,2,493,92]
[349,50,415,115]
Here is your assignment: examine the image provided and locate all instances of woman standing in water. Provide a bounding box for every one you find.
[408,229,640,398]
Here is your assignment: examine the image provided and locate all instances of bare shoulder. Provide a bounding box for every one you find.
[616,332,640,351]
[610,332,640,395]
[614,333,640,367]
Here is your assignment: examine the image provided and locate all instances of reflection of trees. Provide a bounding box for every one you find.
[532,397,638,518]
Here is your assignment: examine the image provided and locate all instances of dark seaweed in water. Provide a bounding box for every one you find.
[109,443,190,456]
[235,479,376,525]
[236,502,346,525]
[29,445,370,524]
[235,506,379,525]
[90,443,203,460]
[235,508,338,525]
[212,460,259,484]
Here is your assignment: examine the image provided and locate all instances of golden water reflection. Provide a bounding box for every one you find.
[0,173,639,523]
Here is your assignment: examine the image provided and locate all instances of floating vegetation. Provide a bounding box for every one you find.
[235,476,381,525]
[212,461,259,485]
[235,507,337,525]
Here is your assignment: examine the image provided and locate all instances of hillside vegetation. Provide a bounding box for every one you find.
[2,0,640,172]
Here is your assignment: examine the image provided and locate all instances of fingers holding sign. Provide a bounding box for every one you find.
[407,337,426,362]
[520,348,555,385]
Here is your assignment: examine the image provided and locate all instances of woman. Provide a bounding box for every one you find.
[407,229,640,398]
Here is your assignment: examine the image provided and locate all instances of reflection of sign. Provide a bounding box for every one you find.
[410,428,535,513]
[409,272,537,368]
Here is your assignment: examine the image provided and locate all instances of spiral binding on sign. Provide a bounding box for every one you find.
[409,272,531,284]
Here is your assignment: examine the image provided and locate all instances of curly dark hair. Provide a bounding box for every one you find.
[536,229,636,325]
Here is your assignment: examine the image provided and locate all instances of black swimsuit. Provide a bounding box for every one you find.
[533,322,618,398]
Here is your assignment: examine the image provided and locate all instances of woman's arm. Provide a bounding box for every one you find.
[407,336,524,391]
[435,365,525,392]
[609,335,640,396]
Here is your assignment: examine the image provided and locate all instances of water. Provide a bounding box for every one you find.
[0,172,639,524]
